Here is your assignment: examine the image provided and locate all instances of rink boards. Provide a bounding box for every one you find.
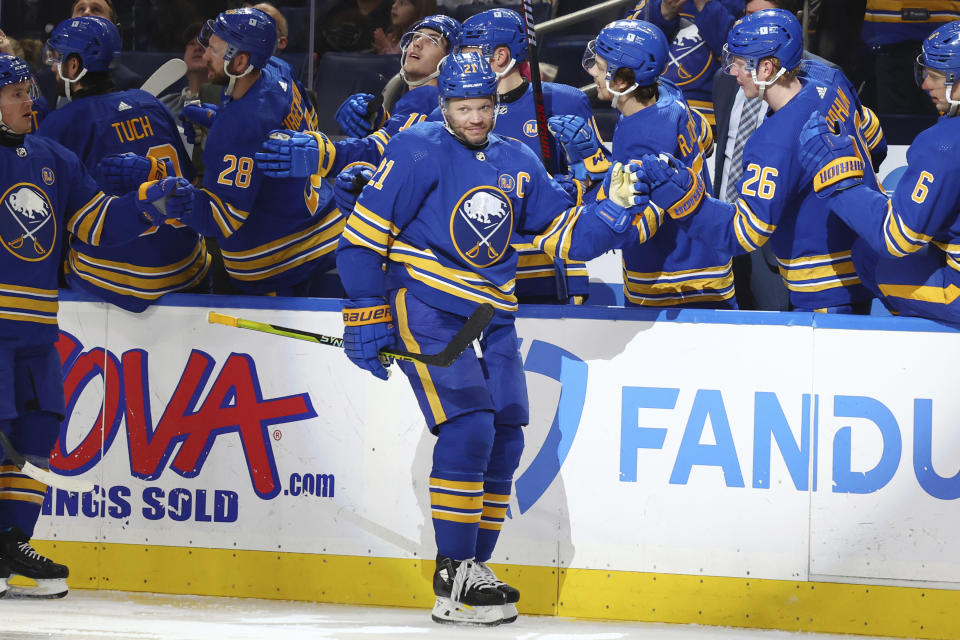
[29,292,960,639]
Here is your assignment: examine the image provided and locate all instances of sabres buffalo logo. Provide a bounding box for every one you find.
[450,186,514,268]
[0,183,56,262]
[666,18,715,87]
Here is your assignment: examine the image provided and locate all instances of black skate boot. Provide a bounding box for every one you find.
[431,554,506,626]
[476,561,520,623]
[0,527,69,598]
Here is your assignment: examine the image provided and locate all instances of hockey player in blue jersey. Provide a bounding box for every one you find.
[0,54,189,599]
[159,8,344,296]
[636,9,880,313]
[449,8,611,304]
[582,19,735,308]
[38,16,210,312]
[336,53,650,625]
[798,21,960,324]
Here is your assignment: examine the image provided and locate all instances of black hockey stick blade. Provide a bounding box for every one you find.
[0,431,94,493]
[365,92,385,131]
[208,303,495,368]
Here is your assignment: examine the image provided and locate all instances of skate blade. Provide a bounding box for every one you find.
[5,578,68,599]
[431,597,503,626]
[501,602,519,624]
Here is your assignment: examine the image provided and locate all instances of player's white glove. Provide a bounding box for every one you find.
[594,162,650,232]
[99,152,174,194]
[255,130,337,179]
[180,101,218,145]
[637,153,705,219]
[334,92,387,138]
[798,112,864,198]
[136,177,193,225]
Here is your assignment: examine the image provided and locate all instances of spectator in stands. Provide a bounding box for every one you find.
[160,23,205,118]
[251,2,290,52]
[70,0,142,91]
[315,0,393,57]
[862,0,960,114]
[626,0,743,127]
[374,0,438,54]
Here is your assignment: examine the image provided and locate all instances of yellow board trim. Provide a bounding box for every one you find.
[22,540,960,639]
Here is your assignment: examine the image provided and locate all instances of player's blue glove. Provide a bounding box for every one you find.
[255,130,337,179]
[99,153,174,194]
[553,173,586,204]
[334,163,375,214]
[594,162,650,232]
[798,111,864,198]
[638,153,705,220]
[548,114,599,163]
[334,92,386,138]
[341,297,396,381]
[136,177,193,226]
[180,101,218,144]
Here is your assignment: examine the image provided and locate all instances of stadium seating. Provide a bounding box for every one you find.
[539,34,592,88]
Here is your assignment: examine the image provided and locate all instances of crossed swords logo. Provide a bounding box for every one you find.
[458,204,510,260]
[668,39,706,81]
[5,197,51,255]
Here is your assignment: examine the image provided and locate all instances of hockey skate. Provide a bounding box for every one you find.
[431,555,506,626]
[0,527,69,598]
[476,561,520,623]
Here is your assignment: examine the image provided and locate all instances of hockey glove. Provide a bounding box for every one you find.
[553,173,587,205]
[334,92,387,138]
[99,153,174,194]
[180,101,218,145]
[798,112,864,198]
[595,162,650,232]
[334,163,375,214]
[638,153,705,220]
[547,114,610,180]
[341,297,396,381]
[255,130,337,179]
[137,177,193,225]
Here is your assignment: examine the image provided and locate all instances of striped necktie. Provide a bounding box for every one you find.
[724,96,762,203]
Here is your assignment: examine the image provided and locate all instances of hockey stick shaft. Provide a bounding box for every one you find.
[208,302,494,368]
[0,432,94,493]
[140,58,187,97]
[520,0,554,172]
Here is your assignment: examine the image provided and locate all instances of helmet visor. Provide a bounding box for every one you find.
[400,29,445,54]
[913,53,947,88]
[41,42,64,67]
[720,44,750,74]
[582,39,597,73]
[198,20,216,49]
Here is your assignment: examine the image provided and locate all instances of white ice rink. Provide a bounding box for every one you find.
[0,591,900,640]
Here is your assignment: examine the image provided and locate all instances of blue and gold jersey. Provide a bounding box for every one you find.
[610,80,734,308]
[684,71,880,310]
[183,70,343,295]
[338,122,639,316]
[862,1,960,46]
[0,135,148,343]
[36,88,208,312]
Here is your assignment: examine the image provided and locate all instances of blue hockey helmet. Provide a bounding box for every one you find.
[721,9,802,98]
[438,52,498,100]
[199,7,277,69]
[43,15,120,73]
[399,14,462,86]
[916,20,960,115]
[460,9,527,65]
[585,20,667,88]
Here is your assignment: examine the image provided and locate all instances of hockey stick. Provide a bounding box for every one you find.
[0,432,94,493]
[140,58,187,97]
[208,302,495,368]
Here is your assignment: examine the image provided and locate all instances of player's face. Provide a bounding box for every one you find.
[0,81,35,135]
[402,28,446,81]
[589,56,612,100]
[71,0,112,19]
[445,96,495,145]
[184,37,206,73]
[202,34,229,85]
[920,68,958,111]
[728,55,760,98]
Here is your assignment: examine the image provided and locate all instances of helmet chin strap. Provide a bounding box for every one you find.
[224,60,254,98]
[401,66,440,87]
[56,63,87,102]
[605,77,638,109]
[946,77,960,117]
[494,57,516,80]
[750,65,786,101]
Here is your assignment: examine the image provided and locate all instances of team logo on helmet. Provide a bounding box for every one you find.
[0,183,56,262]
[667,18,713,86]
[523,120,538,137]
[450,186,513,267]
